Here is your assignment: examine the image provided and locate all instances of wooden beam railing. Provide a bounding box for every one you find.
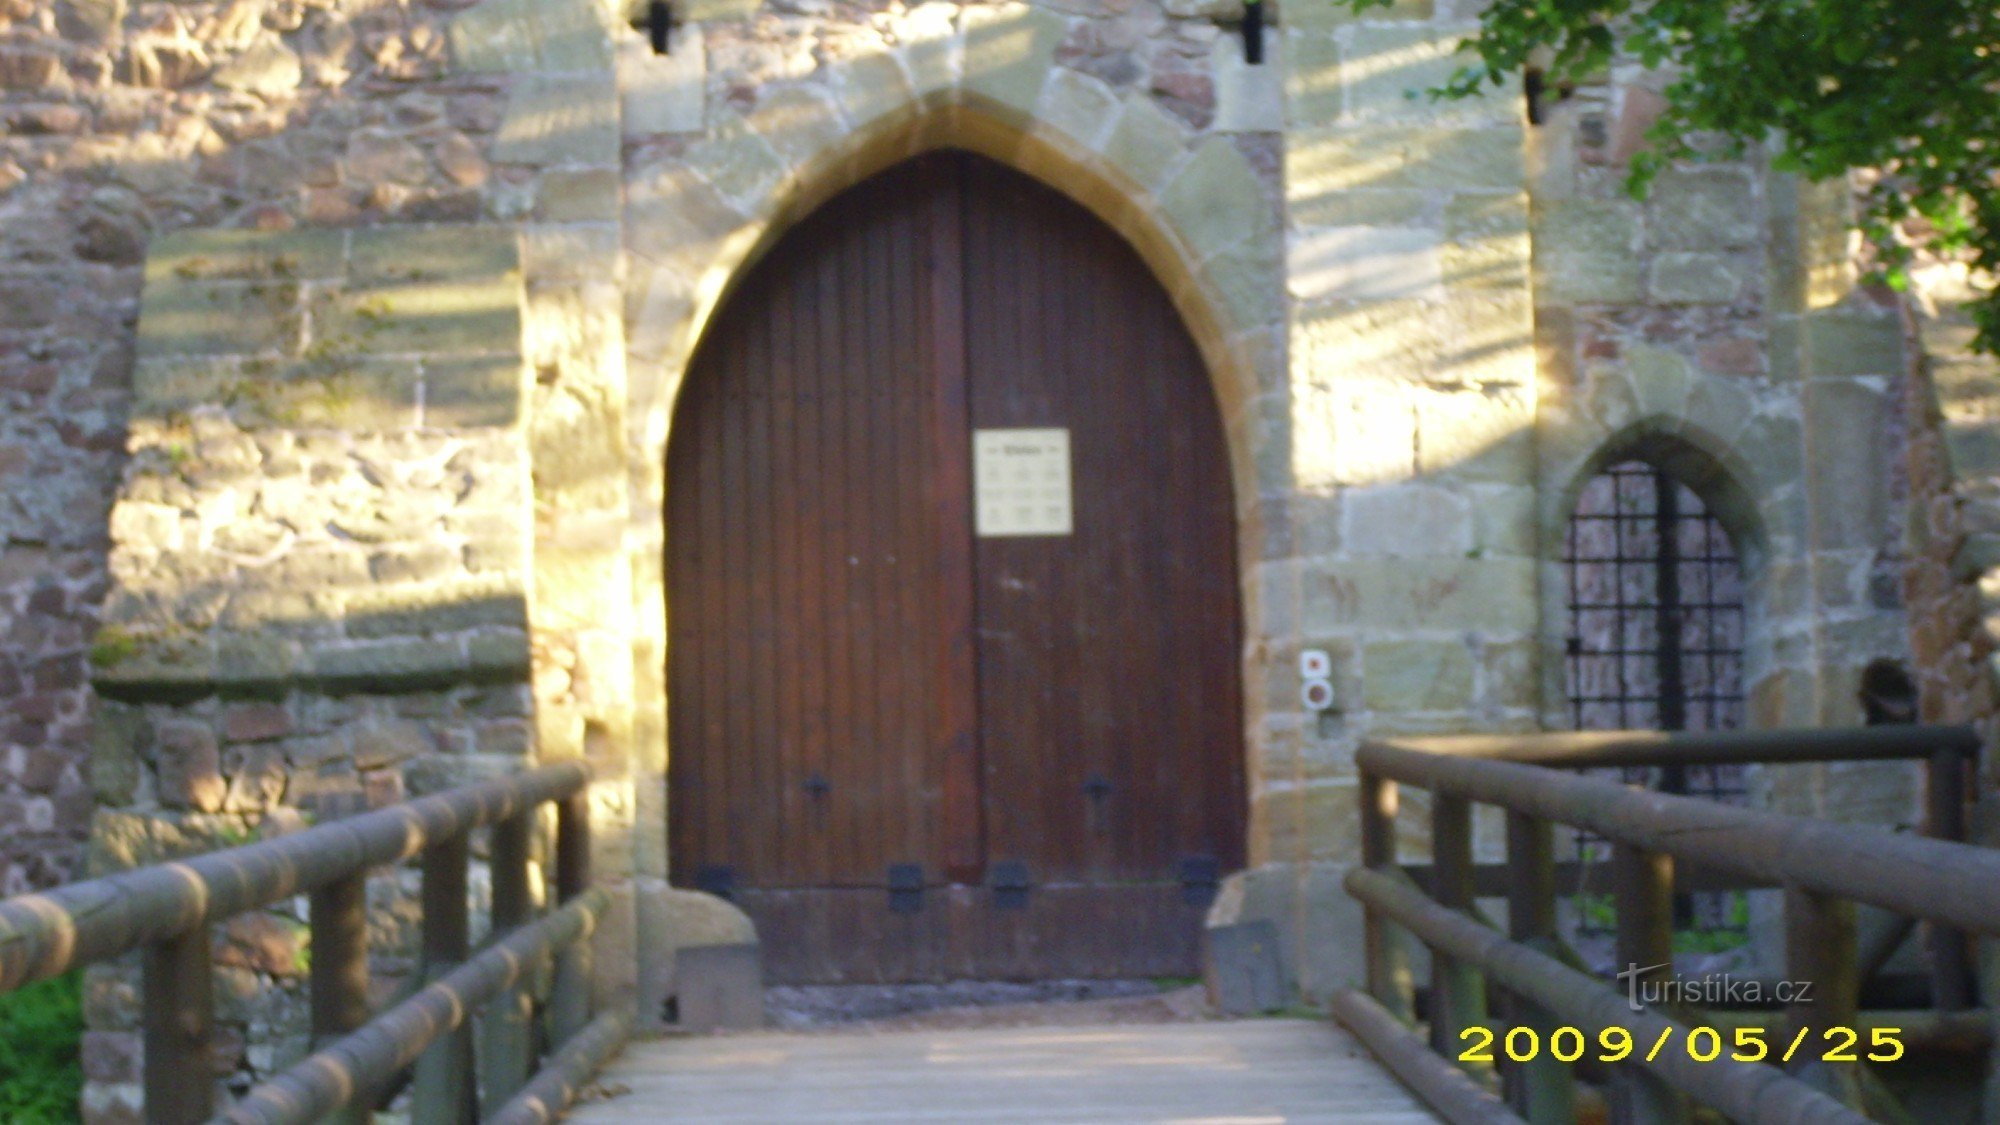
[1336,724,1986,1125]
[0,760,621,1124]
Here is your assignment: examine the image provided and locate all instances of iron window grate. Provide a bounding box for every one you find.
[1563,460,1747,936]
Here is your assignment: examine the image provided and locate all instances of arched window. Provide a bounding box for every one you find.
[1563,459,1747,935]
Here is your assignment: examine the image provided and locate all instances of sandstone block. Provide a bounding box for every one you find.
[829,46,911,131]
[494,74,619,166]
[1035,66,1120,149]
[1160,135,1274,263]
[1213,33,1282,133]
[1099,96,1189,195]
[962,2,1065,114]
[1339,26,1467,125]
[1647,166,1760,250]
[1646,251,1751,304]
[144,229,343,284]
[449,0,614,74]
[637,882,762,1031]
[621,24,707,136]
[1341,484,1470,555]
[136,280,301,359]
[1802,311,1903,377]
[1363,638,1476,711]
[1203,919,1287,1014]
[1288,225,1443,303]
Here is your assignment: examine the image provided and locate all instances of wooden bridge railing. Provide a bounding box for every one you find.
[1333,724,1989,1125]
[0,759,628,1124]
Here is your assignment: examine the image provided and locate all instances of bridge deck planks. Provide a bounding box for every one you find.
[568,1018,1441,1123]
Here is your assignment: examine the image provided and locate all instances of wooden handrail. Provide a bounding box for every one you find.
[222,888,611,1124]
[0,759,619,1125]
[1344,869,1868,1125]
[1342,725,1988,1125]
[0,761,588,991]
[1372,723,1977,768]
[1357,740,2000,936]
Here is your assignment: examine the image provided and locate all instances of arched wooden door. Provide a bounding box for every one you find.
[666,151,1245,983]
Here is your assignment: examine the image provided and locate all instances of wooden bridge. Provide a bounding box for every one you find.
[0,723,1991,1123]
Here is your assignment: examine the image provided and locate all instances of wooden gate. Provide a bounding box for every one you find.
[666,151,1244,982]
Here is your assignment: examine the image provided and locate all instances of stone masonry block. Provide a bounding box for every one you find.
[1647,166,1760,250]
[962,2,1066,114]
[1647,251,1752,304]
[493,74,620,166]
[1036,66,1120,150]
[1160,135,1275,263]
[425,357,527,428]
[136,280,301,358]
[1099,96,1190,196]
[1203,919,1287,1015]
[1803,312,1904,378]
[746,85,848,170]
[449,0,613,74]
[1364,638,1476,711]
[1339,26,1476,125]
[1288,226,1443,303]
[144,229,344,285]
[829,46,912,132]
[318,276,522,358]
[1341,483,1471,555]
[621,25,706,137]
[349,226,519,283]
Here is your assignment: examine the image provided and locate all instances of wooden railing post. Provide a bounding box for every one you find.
[1503,811,1573,1124]
[414,835,474,1124]
[1784,885,1859,1103]
[308,871,372,1124]
[1428,793,1485,1070]
[1923,746,1974,1009]
[1359,771,1414,1023]
[143,926,214,1124]
[1611,843,1688,1124]
[552,791,593,1044]
[483,811,535,1112]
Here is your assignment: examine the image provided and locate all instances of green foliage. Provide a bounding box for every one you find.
[0,972,84,1123]
[1339,0,2000,350]
[87,625,139,669]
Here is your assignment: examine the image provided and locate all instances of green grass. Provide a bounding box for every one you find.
[0,972,83,1123]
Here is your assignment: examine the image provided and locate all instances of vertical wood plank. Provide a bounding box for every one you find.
[1611,844,1688,1124]
[1359,772,1414,1024]
[1784,885,1859,1104]
[415,835,473,1124]
[1428,793,1484,1068]
[1503,812,1573,1124]
[1923,747,1973,1009]
[929,155,982,886]
[143,926,214,1124]
[309,872,371,1124]
[553,792,594,1041]
[483,813,534,1112]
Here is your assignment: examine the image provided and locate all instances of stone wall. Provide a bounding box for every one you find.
[0,0,1963,1113]
[0,0,551,897]
[1904,262,2000,802]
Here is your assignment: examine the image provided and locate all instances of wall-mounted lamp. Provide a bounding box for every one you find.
[1241,0,1265,66]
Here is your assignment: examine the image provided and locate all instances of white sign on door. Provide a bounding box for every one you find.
[973,428,1072,538]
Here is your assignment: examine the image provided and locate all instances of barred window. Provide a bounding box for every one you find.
[1563,460,1747,937]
